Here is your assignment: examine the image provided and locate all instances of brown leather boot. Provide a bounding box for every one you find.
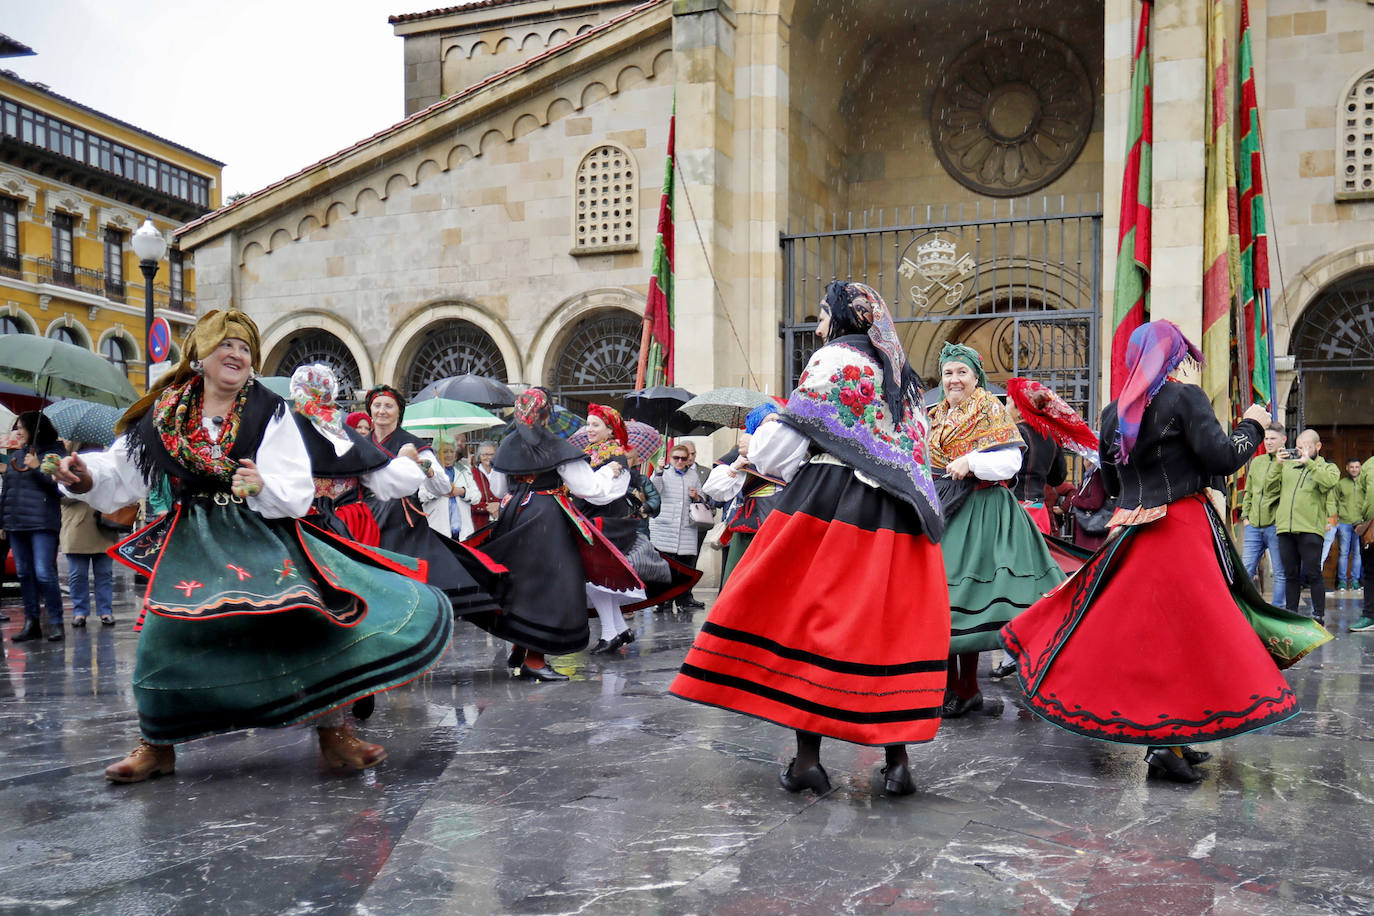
[105,740,175,783]
[317,724,387,770]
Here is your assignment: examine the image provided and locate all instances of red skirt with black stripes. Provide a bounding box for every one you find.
[669,462,951,746]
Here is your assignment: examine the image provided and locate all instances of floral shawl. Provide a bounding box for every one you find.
[783,336,943,539]
[927,385,1022,470]
[154,375,248,482]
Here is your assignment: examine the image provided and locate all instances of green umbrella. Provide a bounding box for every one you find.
[256,376,293,398]
[0,335,139,407]
[399,397,505,439]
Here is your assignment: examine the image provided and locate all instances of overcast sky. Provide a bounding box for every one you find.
[5,0,413,199]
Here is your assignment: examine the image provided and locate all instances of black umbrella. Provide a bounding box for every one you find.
[414,374,516,409]
[622,386,694,432]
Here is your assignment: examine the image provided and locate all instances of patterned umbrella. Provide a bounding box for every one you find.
[497,403,583,442]
[42,398,125,447]
[568,419,662,457]
[677,387,774,430]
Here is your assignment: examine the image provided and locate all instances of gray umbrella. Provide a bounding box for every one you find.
[42,398,125,446]
[677,387,774,430]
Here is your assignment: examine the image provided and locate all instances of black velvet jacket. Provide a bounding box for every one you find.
[1099,381,1262,511]
[1012,424,1067,502]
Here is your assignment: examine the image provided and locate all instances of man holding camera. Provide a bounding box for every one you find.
[1241,423,1288,606]
[1263,429,1339,624]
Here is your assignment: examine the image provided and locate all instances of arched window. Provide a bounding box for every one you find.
[550,311,641,416]
[100,335,130,374]
[404,320,507,397]
[1337,70,1374,200]
[272,331,363,401]
[0,315,27,335]
[572,144,637,254]
[49,325,81,346]
[1288,269,1374,432]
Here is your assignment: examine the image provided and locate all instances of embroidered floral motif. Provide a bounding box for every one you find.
[154,376,247,480]
[176,580,204,596]
[802,353,927,466]
[226,563,252,581]
[275,559,296,583]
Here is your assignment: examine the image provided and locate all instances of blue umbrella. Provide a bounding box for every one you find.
[42,398,125,446]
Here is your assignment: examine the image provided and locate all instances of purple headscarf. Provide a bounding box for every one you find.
[1115,320,1202,464]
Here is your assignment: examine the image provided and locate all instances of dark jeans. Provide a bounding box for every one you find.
[663,551,700,605]
[1278,531,1325,620]
[1364,541,1373,616]
[9,530,64,626]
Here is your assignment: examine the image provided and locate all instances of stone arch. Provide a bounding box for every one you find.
[467,40,489,59]
[377,301,523,392]
[415,158,444,183]
[44,315,93,349]
[495,36,517,55]
[540,299,646,413]
[384,172,412,199]
[580,81,611,109]
[520,32,543,51]
[296,214,321,239]
[615,64,648,93]
[447,144,475,170]
[1272,242,1374,358]
[548,28,569,45]
[651,47,673,77]
[260,311,374,394]
[526,287,645,391]
[576,23,594,36]
[512,113,542,139]
[324,201,348,226]
[268,228,293,252]
[479,129,506,155]
[354,186,384,217]
[1,307,39,335]
[240,239,267,267]
[546,97,576,123]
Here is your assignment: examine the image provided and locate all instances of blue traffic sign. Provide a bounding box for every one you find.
[148,317,172,362]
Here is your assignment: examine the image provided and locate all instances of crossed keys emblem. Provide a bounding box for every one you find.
[898,232,976,312]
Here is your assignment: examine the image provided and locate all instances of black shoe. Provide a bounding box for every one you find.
[655,603,672,613]
[351,695,376,721]
[1145,747,1203,783]
[989,660,1018,679]
[46,625,64,642]
[1180,746,1211,766]
[679,598,706,610]
[11,619,42,643]
[940,690,984,718]
[881,762,916,796]
[99,615,116,626]
[603,629,635,653]
[588,639,611,655]
[71,616,87,628]
[778,758,832,794]
[520,663,569,682]
[506,647,526,669]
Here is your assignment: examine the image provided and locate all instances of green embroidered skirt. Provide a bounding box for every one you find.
[115,497,453,744]
[941,484,1064,654]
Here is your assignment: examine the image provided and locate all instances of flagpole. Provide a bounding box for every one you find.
[1262,287,1278,413]
[634,316,651,390]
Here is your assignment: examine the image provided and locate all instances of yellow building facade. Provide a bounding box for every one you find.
[0,42,221,394]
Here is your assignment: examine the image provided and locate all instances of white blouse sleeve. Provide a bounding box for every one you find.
[968,445,1023,482]
[486,469,509,498]
[701,464,746,501]
[559,459,630,505]
[361,456,427,499]
[417,448,451,499]
[749,421,811,483]
[59,435,151,513]
[247,410,315,518]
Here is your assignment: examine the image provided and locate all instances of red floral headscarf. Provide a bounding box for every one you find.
[585,403,628,468]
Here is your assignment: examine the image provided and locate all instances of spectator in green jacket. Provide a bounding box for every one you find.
[1320,458,1363,591]
[1263,429,1339,623]
[1352,457,1374,632]
[1240,423,1288,605]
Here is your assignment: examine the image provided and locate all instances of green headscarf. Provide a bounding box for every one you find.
[938,341,989,391]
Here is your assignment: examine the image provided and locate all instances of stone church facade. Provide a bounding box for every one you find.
[177,0,1374,455]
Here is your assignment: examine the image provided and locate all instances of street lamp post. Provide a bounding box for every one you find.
[131,218,168,392]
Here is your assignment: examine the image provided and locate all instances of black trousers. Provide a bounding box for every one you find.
[1363,540,1373,616]
[1278,532,1325,620]
[662,551,699,605]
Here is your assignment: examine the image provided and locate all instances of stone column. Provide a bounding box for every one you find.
[672,0,736,396]
[1148,0,1208,340]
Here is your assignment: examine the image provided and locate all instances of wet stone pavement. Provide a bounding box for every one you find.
[2,574,1373,915]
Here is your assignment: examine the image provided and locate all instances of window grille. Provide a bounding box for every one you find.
[572,145,637,254]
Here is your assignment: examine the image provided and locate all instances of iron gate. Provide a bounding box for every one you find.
[780,196,1103,420]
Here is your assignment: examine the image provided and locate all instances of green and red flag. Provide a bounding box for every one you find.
[1110,1,1153,398]
[1201,0,1240,420]
[1237,0,1272,407]
[636,106,675,389]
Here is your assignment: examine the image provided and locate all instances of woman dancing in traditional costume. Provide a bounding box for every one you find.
[928,344,1064,718]
[700,402,784,587]
[467,388,642,681]
[671,281,949,796]
[1000,321,1331,782]
[364,385,504,618]
[55,310,454,783]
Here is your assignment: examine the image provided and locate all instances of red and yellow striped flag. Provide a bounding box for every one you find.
[1201,0,1240,419]
[1110,1,1152,398]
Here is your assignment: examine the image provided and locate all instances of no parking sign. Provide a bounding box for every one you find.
[148,317,171,363]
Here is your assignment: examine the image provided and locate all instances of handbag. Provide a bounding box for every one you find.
[688,500,716,528]
[95,502,140,534]
[1072,500,1115,538]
